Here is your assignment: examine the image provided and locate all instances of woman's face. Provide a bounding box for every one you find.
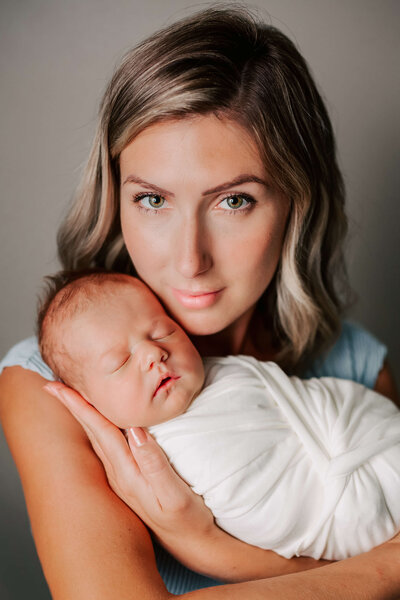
[120,115,289,339]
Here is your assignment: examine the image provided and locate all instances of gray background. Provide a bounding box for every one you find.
[0,1,399,598]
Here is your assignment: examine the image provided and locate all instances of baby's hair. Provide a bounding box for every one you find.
[37,269,133,387]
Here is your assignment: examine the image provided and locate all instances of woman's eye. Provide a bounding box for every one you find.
[134,193,166,210]
[219,194,254,211]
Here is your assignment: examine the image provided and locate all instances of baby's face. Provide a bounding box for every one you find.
[63,279,205,427]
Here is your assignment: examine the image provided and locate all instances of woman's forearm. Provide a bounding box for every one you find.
[164,521,399,598]
[180,540,400,599]
[159,519,331,583]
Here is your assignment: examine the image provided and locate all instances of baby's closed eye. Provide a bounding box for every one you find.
[150,329,175,341]
[108,354,131,373]
[117,355,131,369]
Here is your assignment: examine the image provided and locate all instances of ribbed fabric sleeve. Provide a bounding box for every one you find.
[0,321,389,593]
[153,542,221,594]
[0,336,55,381]
[303,321,387,389]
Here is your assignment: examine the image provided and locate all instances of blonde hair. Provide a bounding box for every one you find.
[57,7,350,370]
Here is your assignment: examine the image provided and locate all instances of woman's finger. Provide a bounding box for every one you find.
[43,382,141,483]
[44,383,113,449]
[44,381,104,429]
[128,427,198,512]
[44,382,120,443]
[127,427,215,545]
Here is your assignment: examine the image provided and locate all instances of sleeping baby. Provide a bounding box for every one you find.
[38,271,400,561]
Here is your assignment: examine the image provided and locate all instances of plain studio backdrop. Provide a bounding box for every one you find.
[0,1,399,598]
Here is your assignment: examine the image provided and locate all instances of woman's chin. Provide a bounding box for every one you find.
[170,313,229,337]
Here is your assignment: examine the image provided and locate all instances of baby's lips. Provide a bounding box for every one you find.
[153,373,180,397]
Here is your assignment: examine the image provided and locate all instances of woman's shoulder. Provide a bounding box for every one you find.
[0,336,55,381]
[304,320,387,389]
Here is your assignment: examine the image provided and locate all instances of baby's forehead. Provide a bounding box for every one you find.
[64,281,168,356]
[76,277,152,306]
[68,278,166,326]
[101,279,164,315]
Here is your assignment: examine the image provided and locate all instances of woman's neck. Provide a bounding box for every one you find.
[190,308,277,361]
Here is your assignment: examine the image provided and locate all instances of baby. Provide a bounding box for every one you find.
[38,271,400,561]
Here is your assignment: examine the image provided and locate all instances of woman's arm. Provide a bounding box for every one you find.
[183,539,400,599]
[0,367,168,600]
[2,368,399,600]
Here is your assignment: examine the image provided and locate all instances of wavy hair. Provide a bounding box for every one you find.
[57,7,350,370]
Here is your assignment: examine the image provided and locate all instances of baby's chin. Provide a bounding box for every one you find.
[152,385,201,427]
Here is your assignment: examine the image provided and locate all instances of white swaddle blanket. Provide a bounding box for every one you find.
[149,355,400,560]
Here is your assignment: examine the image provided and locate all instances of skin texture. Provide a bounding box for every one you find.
[60,278,204,428]
[0,113,399,598]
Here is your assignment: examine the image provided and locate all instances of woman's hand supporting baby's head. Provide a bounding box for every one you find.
[38,270,204,428]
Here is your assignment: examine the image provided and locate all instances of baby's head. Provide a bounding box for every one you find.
[38,271,204,428]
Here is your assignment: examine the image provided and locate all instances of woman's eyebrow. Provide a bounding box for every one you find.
[122,173,270,197]
[123,175,173,197]
[202,174,270,195]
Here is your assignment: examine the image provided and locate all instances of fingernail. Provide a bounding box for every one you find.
[129,427,147,447]
[44,383,65,402]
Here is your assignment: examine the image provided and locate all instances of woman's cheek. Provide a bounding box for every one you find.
[230,230,281,279]
[122,216,169,276]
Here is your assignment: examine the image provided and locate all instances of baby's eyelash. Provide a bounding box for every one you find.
[112,355,131,373]
[151,331,175,341]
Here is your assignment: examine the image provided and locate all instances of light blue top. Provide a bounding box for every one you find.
[0,321,388,594]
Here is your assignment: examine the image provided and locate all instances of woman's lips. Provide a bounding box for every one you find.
[171,288,223,309]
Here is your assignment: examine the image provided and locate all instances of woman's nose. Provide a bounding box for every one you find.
[138,342,168,371]
[174,217,212,279]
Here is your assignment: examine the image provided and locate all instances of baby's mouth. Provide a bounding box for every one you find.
[153,374,180,398]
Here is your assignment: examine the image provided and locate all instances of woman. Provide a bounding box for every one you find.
[0,8,399,598]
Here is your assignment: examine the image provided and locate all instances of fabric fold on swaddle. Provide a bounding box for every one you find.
[149,355,400,559]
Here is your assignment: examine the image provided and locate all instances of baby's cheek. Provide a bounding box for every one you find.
[88,380,125,426]
[191,354,205,391]
[80,380,105,413]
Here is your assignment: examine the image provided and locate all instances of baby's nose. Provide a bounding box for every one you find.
[140,342,168,371]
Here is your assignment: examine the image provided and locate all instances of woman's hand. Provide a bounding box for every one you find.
[43,381,217,567]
